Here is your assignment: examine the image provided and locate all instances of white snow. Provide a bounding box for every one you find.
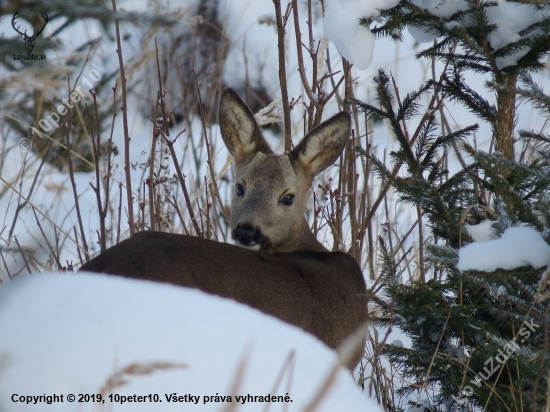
[457,226,550,272]
[323,0,399,70]
[407,25,438,43]
[0,272,381,412]
[412,0,470,20]
[406,0,550,68]
[390,339,404,347]
[465,220,495,243]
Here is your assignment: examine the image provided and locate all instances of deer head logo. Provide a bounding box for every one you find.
[12,11,48,54]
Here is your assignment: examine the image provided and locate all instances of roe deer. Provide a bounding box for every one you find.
[80,88,367,369]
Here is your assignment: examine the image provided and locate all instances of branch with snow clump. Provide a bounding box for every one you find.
[457,226,550,272]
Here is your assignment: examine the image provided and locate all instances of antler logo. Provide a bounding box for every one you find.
[12,11,49,54]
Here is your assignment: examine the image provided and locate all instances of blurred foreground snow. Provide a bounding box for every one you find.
[0,272,381,412]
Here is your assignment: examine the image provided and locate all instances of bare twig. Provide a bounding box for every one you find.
[112,0,135,236]
[149,91,160,232]
[89,88,111,251]
[0,250,11,281]
[167,196,190,235]
[291,0,321,117]
[32,209,61,270]
[8,141,51,239]
[153,40,202,237]
[273,0,292,152]
[65,78,89,260]
[117,182,122,243]
[73,226,84,267]
[416,204,425,282]
[13,236,32,274]
[191,69,229,225]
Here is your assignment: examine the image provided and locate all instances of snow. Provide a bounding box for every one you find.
[323,0,399,70]
[406,0,550,68]
[411,0,470,21]
[465,220,495,243]
[323,0,550,69]
[0,272,381,412]
[485,0,550,68]
[457,226,550,272]
[407,25,438,43]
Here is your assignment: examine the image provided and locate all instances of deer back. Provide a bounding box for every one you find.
[80,232,367,368]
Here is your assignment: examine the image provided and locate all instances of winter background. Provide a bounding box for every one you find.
[0,0,549,411]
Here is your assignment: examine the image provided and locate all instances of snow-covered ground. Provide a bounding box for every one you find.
[0,272,381,412]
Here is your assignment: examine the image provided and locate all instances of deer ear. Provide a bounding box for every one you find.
[291,111,350,178]
[219,88,272,166]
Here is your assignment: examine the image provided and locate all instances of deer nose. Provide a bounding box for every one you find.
[234,223,259,246]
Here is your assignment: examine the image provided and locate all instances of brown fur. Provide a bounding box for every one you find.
[80,232,367,368]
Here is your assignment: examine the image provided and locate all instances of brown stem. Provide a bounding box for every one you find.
[162,134,203,237]
[117,182,122,243]
[273,0,292,152]
[112,0,135,236]
[152,40,202,237]
[90,91,107,251]
[291,0,320,114]
[494,72,518,160]
[149,91,160,232]
[531,300,549,411]
[65,84,89,260]
[32,209,61,270]
[192,69,229,225]
[14,236,31,274]
[416,203,425,282]
[168,196,190,236]
[8,140,51,239]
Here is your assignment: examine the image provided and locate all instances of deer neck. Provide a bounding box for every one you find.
[274,218,328,253]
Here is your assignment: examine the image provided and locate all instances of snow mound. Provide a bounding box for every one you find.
[0,272,381,411]
[457,226,550,272]
[323,0,399,70]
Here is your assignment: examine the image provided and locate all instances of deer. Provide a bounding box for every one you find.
[80,88,367,369]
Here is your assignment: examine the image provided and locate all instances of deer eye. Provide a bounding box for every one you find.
[281,194,295,206]
[235,183,245,197]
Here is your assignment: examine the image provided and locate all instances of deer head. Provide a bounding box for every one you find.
[219,88,351,253]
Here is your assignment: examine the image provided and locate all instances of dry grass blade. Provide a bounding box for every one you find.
[13,236,32,274]
[221,345,251,412]
[98,361,188,397]
[302,323,368,412]
[300,360,340,412]
[420,306,453,394]
[0,176,91,258]
[261,350,296,412]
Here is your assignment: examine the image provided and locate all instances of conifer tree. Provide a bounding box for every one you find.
[354,1,550,410]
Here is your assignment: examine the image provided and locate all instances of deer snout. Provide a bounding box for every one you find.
[233,223,273,251]
[234,223,259,246]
